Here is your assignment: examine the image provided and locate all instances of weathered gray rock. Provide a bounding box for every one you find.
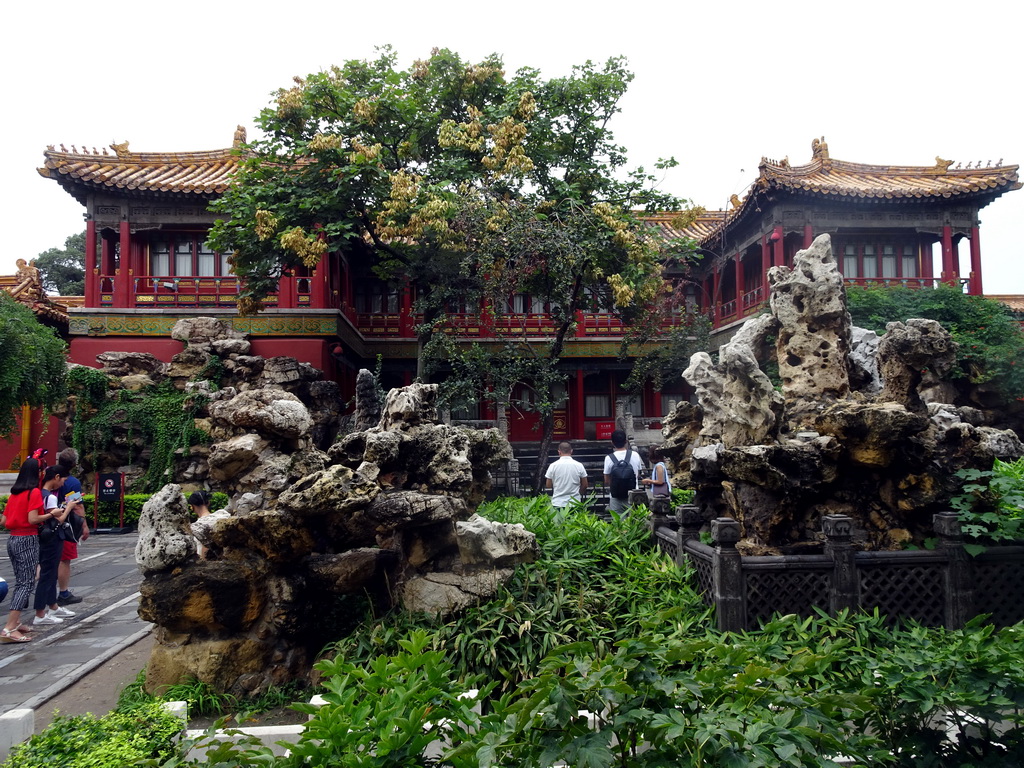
[210,389,313,440]
[276,463,381,516]
[135,484,196,572]
[212,337,252,356]
[849,326,881,393]
[402,570,514,615]
[95,351,168,378]
[353,368,382,431]
[877,318,958,411]
[171,316,246,345]
[769,234,852,407]
[207,433,270,482]
[456,514,538,567]
[683,314,783,446]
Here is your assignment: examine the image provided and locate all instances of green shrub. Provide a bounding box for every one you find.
[847,284,1024,400]
[1,700,181,768]
[330,495,709,693]
[951,457,1024,551]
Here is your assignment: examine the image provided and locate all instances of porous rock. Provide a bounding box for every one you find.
[456,514,539,567]
[135,484,197,572]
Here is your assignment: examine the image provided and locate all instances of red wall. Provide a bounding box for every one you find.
[69,337,185,367]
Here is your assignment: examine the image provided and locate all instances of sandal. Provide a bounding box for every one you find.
[15,625,34,634]
[0,628,31,643]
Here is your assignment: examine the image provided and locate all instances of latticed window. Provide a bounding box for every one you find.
[354,279,399,313]
[150,234,229,277]
[840,240,918,279]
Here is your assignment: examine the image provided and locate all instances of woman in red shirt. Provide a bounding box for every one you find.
[2,458,71,643]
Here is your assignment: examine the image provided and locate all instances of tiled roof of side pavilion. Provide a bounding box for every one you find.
[37,129,247,204]
[644,138,1020,249]
[755,138,1021,203]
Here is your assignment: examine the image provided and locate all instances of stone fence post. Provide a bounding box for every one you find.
[675,504,702,568]
[627,488,648,510]
[822,515,858,614]
[711,517,745,632]
[934,511,974,629]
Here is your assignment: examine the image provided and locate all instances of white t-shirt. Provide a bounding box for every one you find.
[545,456,588,507]
[603,449,644,493]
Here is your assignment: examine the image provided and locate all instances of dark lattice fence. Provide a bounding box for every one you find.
[654,506,1024,632]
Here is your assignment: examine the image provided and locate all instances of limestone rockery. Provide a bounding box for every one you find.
[664,234,1023,555]
[128,318,535,696]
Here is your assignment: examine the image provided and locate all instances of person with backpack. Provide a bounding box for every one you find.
[603,429,643,513]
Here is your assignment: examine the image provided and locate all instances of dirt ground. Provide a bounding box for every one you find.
[33,632,155,731]
[33,632,306,733]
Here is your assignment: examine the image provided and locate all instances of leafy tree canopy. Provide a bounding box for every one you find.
[34,231,86,295]
[847,284,1024,400]
[0,292,68,438]
[209,47,696,316]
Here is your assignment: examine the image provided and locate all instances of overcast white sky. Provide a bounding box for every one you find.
[5,1,1022,292]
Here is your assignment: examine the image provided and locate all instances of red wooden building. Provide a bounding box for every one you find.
[34,136,1019,443]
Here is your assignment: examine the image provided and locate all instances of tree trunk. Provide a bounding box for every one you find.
[532,408,557,493]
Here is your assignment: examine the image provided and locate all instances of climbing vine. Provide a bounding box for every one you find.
[70,379,210,493]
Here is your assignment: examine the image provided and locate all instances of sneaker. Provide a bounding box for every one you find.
[57,592,83,605]
[50,606,76,618]
[33,613,63,625]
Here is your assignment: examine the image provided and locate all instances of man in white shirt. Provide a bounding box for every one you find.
[603,429,643,513]
[545,441,589,508]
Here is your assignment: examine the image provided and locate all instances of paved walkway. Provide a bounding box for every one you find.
[0,531,149,717]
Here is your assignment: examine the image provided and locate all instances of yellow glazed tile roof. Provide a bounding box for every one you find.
[37,129,247,204]
[756,137,1020,202]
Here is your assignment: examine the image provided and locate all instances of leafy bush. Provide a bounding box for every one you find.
[847,284,1024,399]
[951,457,1024,551]
[330,496,709,693]
[1,700,182,768]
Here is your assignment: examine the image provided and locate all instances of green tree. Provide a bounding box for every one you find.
[210,48,700,471]
[34,231,86,294]
[0,292,68,440]
[847,284,1024,400]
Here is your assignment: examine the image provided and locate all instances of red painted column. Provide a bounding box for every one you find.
[712,267,721,328]
[85,219,98,306]
[115,220,131,308]
[920,240,934,283]
[761,234,771,299]
[941,225,955,284]
[803,224,814,248]
[969,226,983,295]
[277,272,295,309]
[734,253,745,314]
[311,257,328,308]
[772,226,784,268]
[573,369,585,439]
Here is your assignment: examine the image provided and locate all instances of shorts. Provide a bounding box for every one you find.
[62,541,78,561]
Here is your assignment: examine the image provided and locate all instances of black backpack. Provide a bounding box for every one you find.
[608,447,636,499]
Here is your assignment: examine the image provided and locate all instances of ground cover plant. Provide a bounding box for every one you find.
[81,496,1024,766]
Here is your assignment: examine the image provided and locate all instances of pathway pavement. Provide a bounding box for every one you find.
[0,531,149,719]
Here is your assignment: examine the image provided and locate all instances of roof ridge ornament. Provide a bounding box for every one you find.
[110,140,130,158]
[934,156,953,174]
[233,125,247,148]
[811,136,831,172]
